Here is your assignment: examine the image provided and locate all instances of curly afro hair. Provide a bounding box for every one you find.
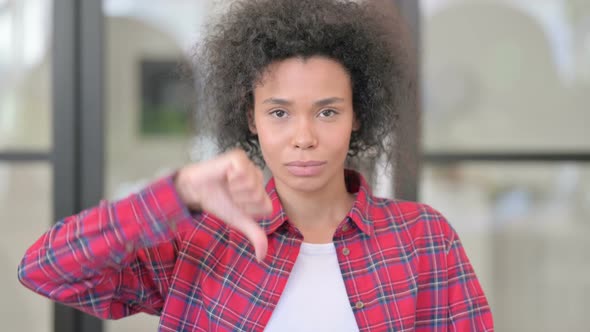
[194,0,414,167]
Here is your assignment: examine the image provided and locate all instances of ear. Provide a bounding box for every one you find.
[247,109,257,134]
[352,113,360,131]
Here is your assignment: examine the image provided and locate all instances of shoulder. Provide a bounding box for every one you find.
[368,196,457,248]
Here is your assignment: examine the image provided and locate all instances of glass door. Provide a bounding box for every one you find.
[0,1,53,331]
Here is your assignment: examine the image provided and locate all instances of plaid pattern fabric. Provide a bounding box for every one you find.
[18,169,493,331]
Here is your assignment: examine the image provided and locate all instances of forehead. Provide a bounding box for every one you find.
[254,56,352,99]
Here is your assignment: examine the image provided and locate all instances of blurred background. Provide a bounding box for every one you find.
[1,0,589,331]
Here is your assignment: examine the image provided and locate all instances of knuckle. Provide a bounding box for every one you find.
[256,168,264,181]
[233,149,248,163]
[247,178,257,192]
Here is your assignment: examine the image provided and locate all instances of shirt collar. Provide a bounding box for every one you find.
[258,169,374,236]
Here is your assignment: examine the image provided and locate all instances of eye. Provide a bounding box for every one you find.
[318,109,338,117]
[270,109,288,118]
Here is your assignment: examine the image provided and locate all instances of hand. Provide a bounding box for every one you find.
[174,149,272,262]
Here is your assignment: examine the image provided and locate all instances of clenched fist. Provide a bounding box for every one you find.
[174,149,272,262]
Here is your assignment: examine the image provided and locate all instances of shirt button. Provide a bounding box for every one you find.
[341,224,350,232]
[342,247,350,256]
[125,242,134,253]
[355,301,364,309]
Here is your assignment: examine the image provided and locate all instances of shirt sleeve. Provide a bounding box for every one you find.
[17,173,195,319]
[445,227,494,331]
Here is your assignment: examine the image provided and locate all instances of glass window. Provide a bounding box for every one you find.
[0,0,52,151]
[0,162,52,332]
[103,1,221,331]
[103,0,221,203]
[422,0,590,152]
[421,163,590,331]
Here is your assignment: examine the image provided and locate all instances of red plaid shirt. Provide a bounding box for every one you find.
[18,170,493,331]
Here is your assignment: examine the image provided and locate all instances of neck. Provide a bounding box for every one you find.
[274,169,355,241]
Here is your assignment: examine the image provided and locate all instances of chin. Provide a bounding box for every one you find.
[287,178,326,193]
[275,169,332,193]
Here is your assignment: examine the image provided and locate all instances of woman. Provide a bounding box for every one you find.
[18,0,493,331]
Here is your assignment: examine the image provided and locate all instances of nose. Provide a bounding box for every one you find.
[291,118,317,150]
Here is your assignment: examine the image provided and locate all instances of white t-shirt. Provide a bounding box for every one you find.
[264,242,360,332]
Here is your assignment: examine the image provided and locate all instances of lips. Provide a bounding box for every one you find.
[285,160,327,167]
[284,160,327,177]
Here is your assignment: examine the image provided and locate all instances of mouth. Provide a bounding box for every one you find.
[284,160,327,177]
[285,160,327,167]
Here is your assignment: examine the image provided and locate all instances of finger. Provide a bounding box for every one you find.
[197,150,243,181]
[226,149,252,181]
[227,169,271,215]
[231,188,273,216]
[227,164,266,194]
[227,176,257,194]
[227,162,262,189]
[255,169,273,215]
[226,165,247,184]
[236,203,271,219]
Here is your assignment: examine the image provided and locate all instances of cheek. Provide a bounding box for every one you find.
[255,124,283,157]
[327,128,353,151]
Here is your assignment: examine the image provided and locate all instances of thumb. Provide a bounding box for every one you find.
[216,203,268,262]
[235,218,268,263]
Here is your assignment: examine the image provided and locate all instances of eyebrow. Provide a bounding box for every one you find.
[262,97,345,107]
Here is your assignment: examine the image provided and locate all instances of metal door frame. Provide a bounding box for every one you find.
[53,0,103,331]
